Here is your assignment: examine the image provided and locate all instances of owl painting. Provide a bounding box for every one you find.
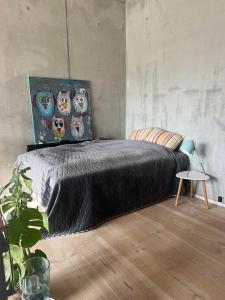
[71,115,84,140]
[52,116,67,141]
[38,117,50,144]
[29,77,92,144]
[57,91,71,116]
[72,88,88,114]
[33,91,55,118]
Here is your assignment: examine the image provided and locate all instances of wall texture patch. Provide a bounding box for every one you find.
[126,0,225,200]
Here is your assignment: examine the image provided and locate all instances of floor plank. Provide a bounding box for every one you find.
[35,197,225,300]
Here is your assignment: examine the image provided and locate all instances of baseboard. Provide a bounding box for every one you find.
[195,194,225,208]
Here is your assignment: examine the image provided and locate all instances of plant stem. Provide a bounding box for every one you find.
[1,211,15,291]
[26,248,31,257]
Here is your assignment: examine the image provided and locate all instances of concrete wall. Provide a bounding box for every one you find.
[0,0,125,185]
[67,0,125,139]
[126,0,225,200]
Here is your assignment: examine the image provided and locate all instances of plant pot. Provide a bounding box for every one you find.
[21,257,50,299]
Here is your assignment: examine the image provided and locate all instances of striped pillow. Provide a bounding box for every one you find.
[144,128,183,150]
[129,128,154,141]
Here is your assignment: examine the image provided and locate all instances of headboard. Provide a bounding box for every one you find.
[26,139,90,152]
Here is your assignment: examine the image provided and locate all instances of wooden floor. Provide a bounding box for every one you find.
[36,197,225,300]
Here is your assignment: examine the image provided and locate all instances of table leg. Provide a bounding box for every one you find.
[202,181,209,209]
[190,180,193,200]
[175,178,183,206]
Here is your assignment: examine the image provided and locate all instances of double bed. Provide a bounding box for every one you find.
[17,139,189,235]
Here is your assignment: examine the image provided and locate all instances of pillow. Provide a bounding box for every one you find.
[144,127,183,150]
[129,128,154,141]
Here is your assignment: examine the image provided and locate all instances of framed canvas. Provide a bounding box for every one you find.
[28,77,92,144]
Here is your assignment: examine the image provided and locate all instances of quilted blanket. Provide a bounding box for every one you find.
[16,140,189,234]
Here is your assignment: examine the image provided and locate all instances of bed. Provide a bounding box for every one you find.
[16,139,189,235]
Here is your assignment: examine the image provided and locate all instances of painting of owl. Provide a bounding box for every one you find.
[52,116,67,141]
[57,91,71,116]
[72,88,88,114]
[71,115,84,140]
[29,77,92,144]
[38,117,50,144]
[33,91,55,118]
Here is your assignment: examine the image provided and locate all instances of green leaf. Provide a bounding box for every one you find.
[21,172,32,181]
[29,249,47,259]
[7,218,24,246]
[12,265,20,289]
[21,167,31,173]
[1,197,17,221]
[20,207,43,228]
[5,247,25,289]
[5,264,20,290]
[12,172,19,183]
[4,252,22,291]
[10,245,24,264]
[10,182,22,195]
[19,191,32,202]
[20,192,32,199]
[6,208,44,248]
[0,180,12,195]
[3,252,11,282]
[23,178,33,193]
[1,206,16,222]
[1,201,14,213]
[41,212,49,232]
[20,229,42,248]
[2,195,16,204]
[7,217,42,248]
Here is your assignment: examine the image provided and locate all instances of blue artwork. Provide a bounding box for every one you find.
[34,91,55,118]
[28,77,92,144]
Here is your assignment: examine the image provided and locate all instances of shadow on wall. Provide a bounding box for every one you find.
[197,143,206,158]
[213,118,225,132]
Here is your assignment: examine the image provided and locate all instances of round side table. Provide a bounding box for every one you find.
[175,170,210,209]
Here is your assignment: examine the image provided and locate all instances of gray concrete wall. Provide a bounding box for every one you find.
[0,0,125,185]
[67,0,125,139]
[126,0,225,200]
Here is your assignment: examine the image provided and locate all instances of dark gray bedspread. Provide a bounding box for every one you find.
[17,139,189,234]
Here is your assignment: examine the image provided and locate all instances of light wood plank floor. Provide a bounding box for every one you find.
[36,197,225,300]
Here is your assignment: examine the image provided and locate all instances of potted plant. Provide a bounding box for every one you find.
[0,166,49,295]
